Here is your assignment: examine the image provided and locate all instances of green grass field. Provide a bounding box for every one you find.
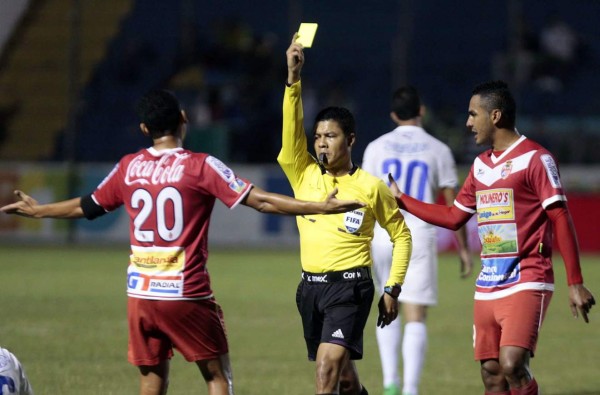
[1,245,599,395]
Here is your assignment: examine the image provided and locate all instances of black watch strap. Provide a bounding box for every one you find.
[384,284,401,298]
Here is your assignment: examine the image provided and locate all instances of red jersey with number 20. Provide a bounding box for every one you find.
[91,147,252,300]
[455,136,566,300]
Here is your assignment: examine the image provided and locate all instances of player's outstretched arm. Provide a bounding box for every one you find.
[242,186,365,215]
[441,187,473,278]
[0,190,84,219]
[388,174,471,230]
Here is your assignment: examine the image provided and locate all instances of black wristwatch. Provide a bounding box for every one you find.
[384,284,402,299]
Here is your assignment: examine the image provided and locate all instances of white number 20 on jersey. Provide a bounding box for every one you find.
[131,187,183,242]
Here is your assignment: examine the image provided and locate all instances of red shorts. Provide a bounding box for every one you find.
[473,290,552,361]
[127,297,229,366]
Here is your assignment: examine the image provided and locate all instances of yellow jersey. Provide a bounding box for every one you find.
[278,81,412,286]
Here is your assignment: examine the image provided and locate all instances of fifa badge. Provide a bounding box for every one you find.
[344,210,364,233]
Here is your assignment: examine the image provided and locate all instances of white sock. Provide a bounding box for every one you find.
[402,321,427,395]
[376,315,402,388]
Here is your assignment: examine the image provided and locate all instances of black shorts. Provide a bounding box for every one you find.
[296,267,374,361]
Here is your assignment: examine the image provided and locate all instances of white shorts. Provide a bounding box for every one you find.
[0,347,34,395]
[372,232,438,306]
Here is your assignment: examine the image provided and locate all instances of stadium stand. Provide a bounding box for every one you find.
[0,0,132,161]
[0,0,598,163]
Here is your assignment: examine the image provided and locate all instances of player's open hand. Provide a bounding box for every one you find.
[377,293,399,328]
[322,187,365,214]
[0,190,39,217]
[569,284,596,323]
[387,173,403,200]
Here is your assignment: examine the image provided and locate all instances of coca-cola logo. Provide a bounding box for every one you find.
[125,153,188,186]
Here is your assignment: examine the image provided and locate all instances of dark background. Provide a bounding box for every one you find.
[3,0,600,165]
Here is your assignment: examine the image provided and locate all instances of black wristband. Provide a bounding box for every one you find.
[81,193,107,220]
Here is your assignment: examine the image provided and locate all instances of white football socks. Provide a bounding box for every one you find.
[401,321,427,395]
[376,316,402,388]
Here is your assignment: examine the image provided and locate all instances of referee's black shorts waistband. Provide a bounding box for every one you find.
[301,267,371,283]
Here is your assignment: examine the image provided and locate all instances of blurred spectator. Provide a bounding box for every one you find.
[492,13,541,90]
[535,13,582,92]
[0,101,19,148]
[165,16,284,163]
[114,37,158,85]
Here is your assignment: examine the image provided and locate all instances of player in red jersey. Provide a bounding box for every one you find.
[0,89,365,395]
[387,81,595,395]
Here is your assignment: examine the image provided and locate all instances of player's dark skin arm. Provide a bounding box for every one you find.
[441,187,473,278]
[0,190,84,219]
[389,176,596,323]
[1,188,365,219]
[388,174,470,230]
[242,186,365,215]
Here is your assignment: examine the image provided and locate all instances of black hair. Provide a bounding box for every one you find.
[312,106,356,137]
[472,80,516,128]
[391,85,421,120]
[136,89,182,139]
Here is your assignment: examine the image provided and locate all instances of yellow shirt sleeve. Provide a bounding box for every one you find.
[277,81,314,191]
[372,180,412,286]
[277,80,412,280]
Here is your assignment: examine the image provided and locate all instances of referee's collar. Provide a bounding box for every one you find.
[349,163,358,175]
[321,162,358,176]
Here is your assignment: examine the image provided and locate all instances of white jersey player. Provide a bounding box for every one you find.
[0,348,34,395]
[362,86,472,395]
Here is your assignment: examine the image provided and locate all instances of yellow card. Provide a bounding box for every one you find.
[296,23,318,48]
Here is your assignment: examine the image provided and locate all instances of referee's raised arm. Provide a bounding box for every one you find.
[286,33,303,85]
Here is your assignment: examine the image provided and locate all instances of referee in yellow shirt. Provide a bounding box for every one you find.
[278,34,413,395]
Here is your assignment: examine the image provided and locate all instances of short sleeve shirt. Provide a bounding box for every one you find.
[455,136,566,299]
[92,147,252,300]
[362,125,458,242]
